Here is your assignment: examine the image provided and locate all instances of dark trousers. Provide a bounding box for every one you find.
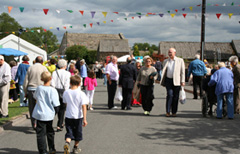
[27,90,36,129]
[193,76,203,98]
[36,120,55,154]
[57,97,66,128]
[82,77,86,90]
[140,85,154,112]
[9,88,18,101]
[165,78,181,114]
[107,80,117,109]
[121,88,133,109]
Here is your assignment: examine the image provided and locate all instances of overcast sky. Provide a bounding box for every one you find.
[0,0,239,46]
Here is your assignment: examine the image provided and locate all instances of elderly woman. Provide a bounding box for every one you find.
[15,56,30,107]
[137,57,157,115]
[208,62,234,119]
[51,59,71,131]
[229,56,240,114]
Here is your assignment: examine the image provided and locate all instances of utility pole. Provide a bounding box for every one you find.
[200,0,206,60]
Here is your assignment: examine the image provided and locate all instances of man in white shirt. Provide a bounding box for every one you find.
[0,55,11,118]
[161,48,185,117]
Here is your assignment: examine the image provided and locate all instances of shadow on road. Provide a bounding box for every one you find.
[0,148,64,154]
[138,116,240,154]
[4,125,36,134]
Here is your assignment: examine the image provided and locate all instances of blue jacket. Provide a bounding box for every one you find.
[188,59,207,77]
[15,63,30,85]
[208,67,234,95]
[80,64,88,78]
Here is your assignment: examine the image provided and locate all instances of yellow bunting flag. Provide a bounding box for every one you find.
[8,6,13,13]
[102,12,108,17]
[228,13,233,19]
[170,14,176,18]
[189,7,193,11]
[103,21,106,24]
[12,32,15,34]
[50,27,53,29]
[146,14,149,17]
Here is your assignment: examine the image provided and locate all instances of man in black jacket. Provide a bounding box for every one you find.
[119,57,137,110]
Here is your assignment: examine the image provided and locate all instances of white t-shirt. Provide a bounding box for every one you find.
[63,89,88,119]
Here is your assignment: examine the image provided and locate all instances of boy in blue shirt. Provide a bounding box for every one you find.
[32,71,60,154]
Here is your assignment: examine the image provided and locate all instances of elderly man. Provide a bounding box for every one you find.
[161,48,185,117]
[0,55,11,118]
[229,56,240,114]
[208,62,234,119]
[106,56,119,109]
[188,54,207,99]
[80,59,88,90]
[23,56,48,129]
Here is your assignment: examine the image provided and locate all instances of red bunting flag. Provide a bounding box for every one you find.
[147,13,153,15]
[43,29,47,32]
[215,4,219,6]
[79,10,84,16]
[182,14,187,18]
[63,26,66,29]
[197,4,201,6]
[113,12,119,14]
[111,20,113,22]
[216,13,221,19]
[132,17,134,19]
[175,9,178,13]
[43,9,49,15]
[8,6,13,13]
[90,23,93,28]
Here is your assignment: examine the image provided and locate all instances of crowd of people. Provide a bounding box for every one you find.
[0,47,240,154]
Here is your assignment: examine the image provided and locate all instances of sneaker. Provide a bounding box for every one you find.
[113,106,118,109]
[64,143,70,154]
[146,111,150,115]
[72,147,81,154]
[49,149,56,154]
[1,115,9,118]
[90,107,94,111]
[144,111,148,115]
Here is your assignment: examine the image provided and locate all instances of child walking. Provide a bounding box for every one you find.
[32,71,60,154]
[84,70,98,110]
[63,75,88,154]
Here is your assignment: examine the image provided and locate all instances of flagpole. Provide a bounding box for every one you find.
[200,0,206,61]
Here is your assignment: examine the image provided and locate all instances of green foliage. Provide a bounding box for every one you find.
[133,45,140,56]
[86,50,97,64]
[132,42,158,51]
[0,13,22,39]
[149,48,154,56]
[65,45,88,61]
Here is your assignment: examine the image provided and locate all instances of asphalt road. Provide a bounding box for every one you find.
[0,79,240,154]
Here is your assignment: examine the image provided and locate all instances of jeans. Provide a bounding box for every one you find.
[217,93,234,118]
[19,85,28,107]
[193,76,203,98]
[103,74,107,86]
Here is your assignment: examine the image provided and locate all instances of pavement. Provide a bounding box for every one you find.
[0,79,240,154]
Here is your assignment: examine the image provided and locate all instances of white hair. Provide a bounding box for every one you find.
[229,56,238,64]
[0,55,4,60]
[195,54,200,59]
[218,62,226,68]
[58,59,67,68]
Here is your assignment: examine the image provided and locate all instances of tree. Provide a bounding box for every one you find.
[65,45,88,62]
[149,48,154,56]
[86,50,97,64]
[0,13,22,39]
[151,44,158,51]
[133,45,140,56]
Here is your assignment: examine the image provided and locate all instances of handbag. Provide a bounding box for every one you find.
[179,86,186,104]
[56,70,65,99]
[115,87,123,101]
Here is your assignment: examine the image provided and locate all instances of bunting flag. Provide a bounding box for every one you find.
[91,11,96,18]
[182,14,187,18]
[43,9,49,15]
[117,18,120,20]
[79,10,84,15]
[182,8,185,11]
[138,16,141,19]
[228,13,233,19]
[231,2,234,6]
[146,14,149,17]
[83,24,86,28]
[96,22,100,25]
[67,10,73,13]
[111,20,113,22]
[159,14,164,17]
[125,12,130,17]
[215,4,219,6]
[56,10,60,14]
[31,30,34,32]
[175,9,178,13]
[103,21,106,24]
[19,7,24,12]
[90,23,93,28]
[63,26,66,29]
[216,13,221,19]
[8,6,13,13]
[37,29,41,33]
[197,4,201,7]
[170,14,175,18]
[132,17,134,19]
[136,12,141,15]
[70,26,72,28]
[12,32,15,34]
[195,14,199,19]
[102,12,107,17]
[43,29,47,32]
[57,27,60,31]
[50,27,53,29]
[189,7,193,11]
[124,18,127,21]
[168,11,170,13]
[113,12,118,14]
[222,3,226,6]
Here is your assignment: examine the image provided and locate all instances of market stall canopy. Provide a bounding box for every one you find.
[0,48,28,56]
[118,54,131,62]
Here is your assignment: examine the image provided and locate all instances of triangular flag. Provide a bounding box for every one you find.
[57,27,60,31]
[8,6,13,13]
[83,24,86,28]
[216,13,221,19]
[138,16,141,19]
[96,22,100,25]
[175,9,178,13]
[19,7,24,12]
[37,29,41,33]
[43,29,47,32]
[12,32,15,34]
[117,18,120,20]
[132,17,134,19]
[43,9,49,15]
[170,14,175,18]
[228,13,233,19]
[63,26,66,29]
[91,11,96,18]
[222,3,226,6]
[102,12,108,17]
[31,30,34,32]
[231,2,234,6]
[67,10,73,13]
[207,3,212,6]
[111,20,113,22]
[90,23,93,28]
[189,7,193,11]
[103,21,106,24]
[125,12,130,17]
[146,14,149,17]
[136,12,141,15]
[56,10,60,14]
[168,11,170,13]
[159,14,164,17]
[79,10,84,15]
[197,4,201,7]
[183,14,187,18]
[50,27,53,29]
[113,12,119,14]
[215,4,219,6]
[195,14,199,19]
[70,26,73,28]
[124,18,127,21]
[182,8,185,11]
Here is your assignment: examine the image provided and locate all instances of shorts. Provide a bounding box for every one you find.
[65,118,83,141]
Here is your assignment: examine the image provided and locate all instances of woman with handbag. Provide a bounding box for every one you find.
[51,59,71,131]
[137,57,157,115]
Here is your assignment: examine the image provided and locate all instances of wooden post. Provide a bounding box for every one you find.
[200,0,206,60]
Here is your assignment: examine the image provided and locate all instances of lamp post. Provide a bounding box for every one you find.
[200,0,206,61]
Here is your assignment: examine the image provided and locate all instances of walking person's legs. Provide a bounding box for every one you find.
[165,78,174,115]
[36,120,47,154]
[57,98,66,131]
[172,86,181,115]
[217,94,224,118]
[0,83,10,117]
[226,93,234,119]
[46,120,56,152]
[28,90,36,128]
[192,76,198,99]
[107,81,117,109]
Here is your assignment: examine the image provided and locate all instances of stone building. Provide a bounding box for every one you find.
[158,40,240,61]
[58,32,130,61]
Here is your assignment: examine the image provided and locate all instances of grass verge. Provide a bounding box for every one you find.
[0,101,28,126]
